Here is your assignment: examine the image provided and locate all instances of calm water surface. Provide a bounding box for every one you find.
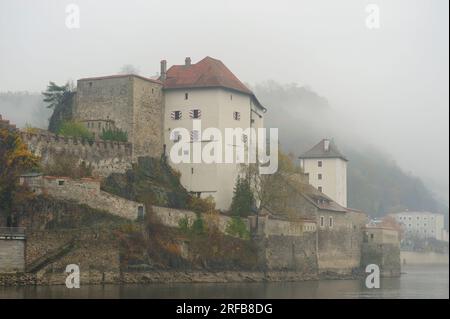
[0,265,448,299]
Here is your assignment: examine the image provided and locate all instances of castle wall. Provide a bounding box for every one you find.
[20,131,132,177]
[252,215,318,272]
[316,210,367,275]
[361,227,401,277]
[20,175,144,221]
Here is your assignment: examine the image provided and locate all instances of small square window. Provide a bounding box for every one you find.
[171,130,181,142]
[190,109,201,119]
[190,130,200,142]
[171,111,182,120]
[58,180,65,186]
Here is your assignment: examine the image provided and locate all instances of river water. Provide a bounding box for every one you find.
[0,265,448,299]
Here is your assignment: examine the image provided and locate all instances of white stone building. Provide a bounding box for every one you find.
[299,139,348,207]
[161,57,266,210]
[390,211,447,241]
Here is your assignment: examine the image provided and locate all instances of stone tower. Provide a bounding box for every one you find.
[73,74,164,160]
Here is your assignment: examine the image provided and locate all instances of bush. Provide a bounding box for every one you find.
[178,216,190,233]
[187,196,215,213]
[191,213,205,235]
[43,153,93,179]
[100,127,128,142]
[226,216,250,239]
[178,214,205,236]
[58,121,93,141]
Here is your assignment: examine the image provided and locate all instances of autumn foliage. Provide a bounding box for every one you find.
[0,128,39,215]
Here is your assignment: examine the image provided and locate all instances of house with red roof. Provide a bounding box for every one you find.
[73,56,267,210]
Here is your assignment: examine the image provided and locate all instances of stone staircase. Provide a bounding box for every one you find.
[26,239,76,273]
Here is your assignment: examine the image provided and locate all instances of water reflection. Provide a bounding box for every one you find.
[0,265,447,299]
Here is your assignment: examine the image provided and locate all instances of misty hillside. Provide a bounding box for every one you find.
[0,92,51,129]
[253,81,449,218]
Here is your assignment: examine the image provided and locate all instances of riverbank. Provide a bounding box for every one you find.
[401,251,449,265]
[0,269,363,287]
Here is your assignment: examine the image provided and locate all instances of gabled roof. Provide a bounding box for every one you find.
[299,139,348,161]
[163,57,266,111]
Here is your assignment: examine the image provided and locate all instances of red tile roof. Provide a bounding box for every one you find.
[163,57,266,111]
[164,56,251,93]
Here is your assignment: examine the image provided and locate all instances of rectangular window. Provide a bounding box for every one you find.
[233,111,241,121]
[190,109,201,119]
[171,111,182,120]
[318,186,323,192]
[190,130,200,142]
[320,216,324,228]
[329,217,333,228]
[318,173,322,180]
[171,130,181,142]
[318,160,322,167]
[185,93,189,100]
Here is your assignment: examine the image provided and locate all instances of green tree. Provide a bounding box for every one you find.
[42,81,75,133]
[230,176,254,217]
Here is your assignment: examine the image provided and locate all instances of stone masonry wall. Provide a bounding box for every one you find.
[21,176,144,220]
[20,131,132,177]
[254,215,318,272]
[132,76,164,158]
[317,210,367,275]
[0,239,25,273]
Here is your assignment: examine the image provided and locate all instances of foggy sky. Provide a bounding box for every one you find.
[0,0,448,201]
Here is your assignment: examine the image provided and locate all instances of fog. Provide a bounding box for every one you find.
[0,0,448,201]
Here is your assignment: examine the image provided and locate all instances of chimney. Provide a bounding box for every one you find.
[324,139,330,152]
[160,60,167,81]
[185,57,191,66]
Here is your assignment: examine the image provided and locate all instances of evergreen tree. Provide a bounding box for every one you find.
[230,176,254,217]
[42,81,75,133]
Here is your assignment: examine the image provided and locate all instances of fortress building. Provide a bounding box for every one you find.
[72,57,266,210]
[299,139,348,208]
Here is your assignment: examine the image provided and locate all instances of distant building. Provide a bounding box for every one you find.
[390,211,447,241]
[299,139,348,207]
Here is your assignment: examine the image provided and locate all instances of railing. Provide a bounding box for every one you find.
[0,227,26,237]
